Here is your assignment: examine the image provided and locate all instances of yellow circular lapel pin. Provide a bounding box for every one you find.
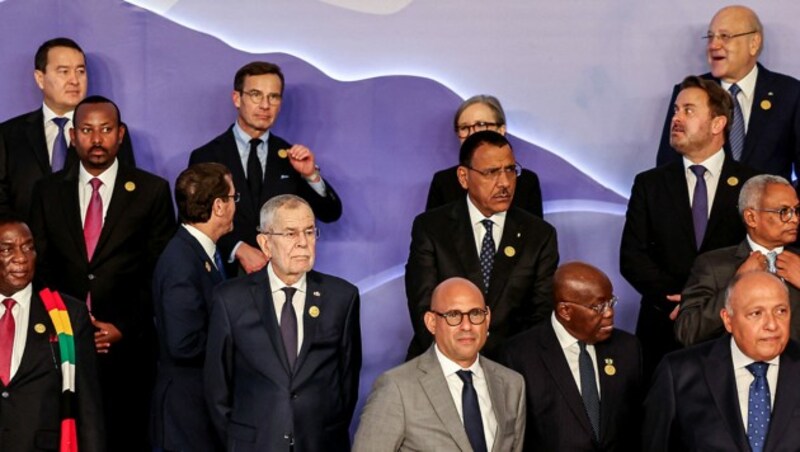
[727,176,739,187]
[761,99,772,111]
[278,149,289,159]
[309,306,320,318]
[604,359,616,376]
[124,181,136,192]
[34,323,47,334]
[504,246,516,257]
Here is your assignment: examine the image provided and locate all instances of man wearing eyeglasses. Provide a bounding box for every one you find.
[406,130,559,361]
[677,174,800,346]
[189,61,342,277]
[655,5,800,179]
[498,261,642,451]
[621,75,758,380]
[204,194,361,452]
[151,163,235,451]
[354,277,526,452]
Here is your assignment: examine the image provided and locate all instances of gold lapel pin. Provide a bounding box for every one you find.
[278,149,289,159]
[761,99,772,111]
[727,176,739,187]
[204,261,212,272]
[124,181,136,192]
[309,306,320,318]
[504,246,516,257]
[34,323,47,334]
[604,358,616,376]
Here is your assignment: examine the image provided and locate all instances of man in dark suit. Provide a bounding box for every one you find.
[621,75,758,379]
[204,194,360,451]
[189,61,342,276]
[643,271,800,451]
[29,96,175,451]
[677,174,800,346]
[0,217,104,452]
[406,130,559,360]
[499,262,642,452]
[354,277,526,452]
[0,37,136,221]
[425,95,543,218]
[151,163,235,451]
[655,6,800,179]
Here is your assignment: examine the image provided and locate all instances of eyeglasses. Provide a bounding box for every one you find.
[240,90,283,106]
[561,296,618,315]
[455,121,501,139]
[221,193,241,203]
[464,163,522,180]
[756,206,800,223]
[702,30,757,43]
[262,227,320,242]
[430,307,489,326]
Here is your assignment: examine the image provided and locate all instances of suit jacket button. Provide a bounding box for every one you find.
[88,274,95,280]
[291,392,298,399]
[1,391,9,398]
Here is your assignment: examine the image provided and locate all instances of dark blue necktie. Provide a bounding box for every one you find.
[280,287,298,370]
[690,165,708,249]
[746,362,771,452]
[213,249,227,280]
[479,219,495,293]
[456,370,487,452]
[729,84,746,160]
[51,117,69,171]
[579,342,601,439]
[247,138,263,209]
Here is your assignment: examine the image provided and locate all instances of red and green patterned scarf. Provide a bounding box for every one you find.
[40,288,78,452]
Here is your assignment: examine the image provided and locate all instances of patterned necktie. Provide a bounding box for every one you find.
[729,84,746,160]
[0,299,16,386]
[746,362,771,452]
[456,370,487,452]
[84,178,103,260]
[213,249,227,280]
[280,287,298,370]
[479,219,495,293]
[689,165,708,249]
[247,138,263,208]
[578,341,601,439]
[766,251,778,274]
[51,117,69,171]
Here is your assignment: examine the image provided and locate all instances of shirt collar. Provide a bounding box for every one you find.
[551,311,580,350]
[434,343,485,380]
[466,195,507,230]
[730,335,780,370]
[42,103,74,124]
[746,234,784,256]
[233,120,270,149]
[1,283,33,309]
[720,64,759,100]
[181,224,217,260]
[78,158,119,188]
[682,148,725,177]
[267,262,307,294]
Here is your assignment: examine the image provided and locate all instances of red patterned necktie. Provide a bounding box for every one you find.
[84,177,103,260]
[0,298,17,385]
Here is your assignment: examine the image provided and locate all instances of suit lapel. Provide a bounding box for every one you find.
[417,348,473,451]
[250,272,294,376]
[91,165,135,261]
[11,295,55,386]
[177,228,223,285]
[487,209,523,308]
[704,337,750,451]
[481,358,508,450]
[451,201,482,288]
[764,341,800,452]
[741,64,771,163]
[57,166,89,262]
[596,338,621,443]
[25,109,52,174]
[295,272,322,373]
[663,163,697,248]
[704,156,740,250]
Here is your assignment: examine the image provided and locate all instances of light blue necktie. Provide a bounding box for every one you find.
[746,362,771,452]
[766,251,778,274]
[729,84,746,160]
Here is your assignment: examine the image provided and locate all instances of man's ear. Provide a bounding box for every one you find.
[457,166,469,190]
[424,311,437,336]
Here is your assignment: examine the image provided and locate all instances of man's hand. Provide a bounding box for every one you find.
[91,317,123,354]
[777,250,800,287]
[235,242,268,274]
[736,251,767,275]
[287,144,317,179]
[666,294,681,320]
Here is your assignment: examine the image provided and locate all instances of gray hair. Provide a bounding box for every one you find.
[453,95,506,131]
[724,270,788,313]
[258,194,312,232]
[737,174,791,216]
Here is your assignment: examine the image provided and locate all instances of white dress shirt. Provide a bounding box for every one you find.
[730,337,778,431]
[721,64,759,133]
[551,312,602,397]
[747,234,784,258]
[267,263,306,356]
[434,344,498,451]
[1,283,34,381]
[466,195,506,256]
[683,148,725,217]
[78,158,118,225]
[41,103,74,164]
[182,224,217,263]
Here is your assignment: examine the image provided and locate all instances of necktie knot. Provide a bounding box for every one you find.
[456,369,474,385]
[2,299,15,311]
[249,138,263,149]
[689,164,707,178]
[89,177,102,191]
[52,116,69,129]
[481,219,493,233]
[747,361,769,378]
[281,286,297,303]
[578,341,588,353]
[729,83,742,97]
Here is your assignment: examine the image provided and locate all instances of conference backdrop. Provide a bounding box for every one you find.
[2,0,799,426]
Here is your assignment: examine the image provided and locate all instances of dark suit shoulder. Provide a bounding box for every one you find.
[308,269,359,295]
[660,334,722,368]
[0,108,41,128]
[189,127,235,161]
[694,243,741,263]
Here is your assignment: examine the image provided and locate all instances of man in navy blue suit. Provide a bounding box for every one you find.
[151,163,235,451]
[204,194,361,452]
[655,6,800,179]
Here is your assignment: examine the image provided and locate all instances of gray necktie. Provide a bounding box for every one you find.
[766,251,778,274]
[729,84,746,160]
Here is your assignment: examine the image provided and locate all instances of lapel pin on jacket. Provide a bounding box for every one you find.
[504,246,516,257]
[727,176,739,187]
[604,358,616,376]
[34,323,47,334]
[124,181,136,192]
[278,149,288,159]
[309,306,320,318]
[205,261,212,272]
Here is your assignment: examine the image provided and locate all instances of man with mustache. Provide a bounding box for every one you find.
[621,75,758,380]
[499,262,643,452]
[677,174,800,346]
[655,6,800,180]
[406,130,559,360]
[29,95,175,451]
[0,37,136,222]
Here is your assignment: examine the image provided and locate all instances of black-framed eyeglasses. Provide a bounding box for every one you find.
[561,296,618,315]
[240,90,283,106]
[221,193,241,203]
[430,307,489,327]
[464,163,522,180]
[455,121,501,138]
[702,30,757,43]
[757,206,800,223]
[262,227,320,242]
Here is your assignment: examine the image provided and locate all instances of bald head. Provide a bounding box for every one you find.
[554,262,615,344]
[707,5,763,82]
[431,277,484,312]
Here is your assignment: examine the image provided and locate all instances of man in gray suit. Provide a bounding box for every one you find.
[676,174,800,345]
[354,277,525,452]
